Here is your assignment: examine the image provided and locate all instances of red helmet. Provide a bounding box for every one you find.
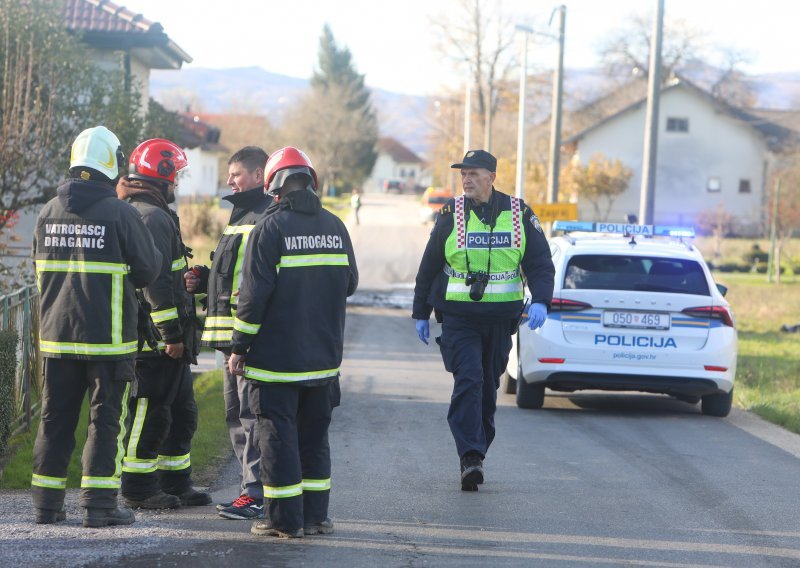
[264,146,317,195]
[128,138,188,185]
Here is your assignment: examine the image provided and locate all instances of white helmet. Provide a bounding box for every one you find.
[69,126,124,180]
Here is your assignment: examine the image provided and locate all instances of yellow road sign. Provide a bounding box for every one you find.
[530,203,578,222]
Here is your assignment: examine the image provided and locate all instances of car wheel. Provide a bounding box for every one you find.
[516,375,545,409]
[701,389,733,417]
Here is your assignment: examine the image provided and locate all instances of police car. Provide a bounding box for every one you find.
[505,221,737,417]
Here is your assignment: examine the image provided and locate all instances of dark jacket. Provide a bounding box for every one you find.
[33,179,161,360]
[118,177,197,360]
[201,188,274,349]
[231,189,358,386]
[412,189,555,322]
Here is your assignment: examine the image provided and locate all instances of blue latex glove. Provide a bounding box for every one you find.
[527,303,547,330]
[415,319,430,345]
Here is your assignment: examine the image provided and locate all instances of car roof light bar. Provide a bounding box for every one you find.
[552,221,695,239]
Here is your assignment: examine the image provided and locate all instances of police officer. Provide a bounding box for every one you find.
[229,147,358,538]
[184,146,273,520]
[31,126,161,527]
[117,138,210,509]
[412,149,555,491]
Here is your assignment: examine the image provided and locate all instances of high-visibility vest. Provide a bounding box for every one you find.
[443,195,525,303]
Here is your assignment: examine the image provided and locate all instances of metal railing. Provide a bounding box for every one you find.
[0,286,41,439]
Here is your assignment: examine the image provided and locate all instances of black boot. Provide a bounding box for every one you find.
[35,507,66,524]
[123,491,181,509]
[83,506,136,528]
[172,488,212,506]
[460,452,484,491]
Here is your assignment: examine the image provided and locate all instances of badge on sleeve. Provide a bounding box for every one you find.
[530,213,543,233]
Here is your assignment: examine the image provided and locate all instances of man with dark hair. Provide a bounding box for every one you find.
[31,126,161,527]
[185,146,273,520]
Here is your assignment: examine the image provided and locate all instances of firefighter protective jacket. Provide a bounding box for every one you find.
[119,178,197,358]
[413,189,555,322]
[201,188,274,348]
[33,179,161,360]
[230,188,358,386]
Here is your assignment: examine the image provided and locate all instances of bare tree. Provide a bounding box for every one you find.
[431,0,518,151]
[767,155,800,283]
[695,204,736,258]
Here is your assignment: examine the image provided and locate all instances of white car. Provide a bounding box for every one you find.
[506,221,737,417]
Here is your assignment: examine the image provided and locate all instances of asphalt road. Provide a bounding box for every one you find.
[4,193,800,567]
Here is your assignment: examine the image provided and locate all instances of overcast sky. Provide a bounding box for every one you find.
[128,0,800,95]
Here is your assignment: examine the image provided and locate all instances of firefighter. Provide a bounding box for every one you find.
[184,146,274,520]
[229,147,358,538]
[31,125,161,527]
[412,150,555,491]
[117,138,210,509]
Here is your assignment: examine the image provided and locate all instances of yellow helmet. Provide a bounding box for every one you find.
[69,126,124,180]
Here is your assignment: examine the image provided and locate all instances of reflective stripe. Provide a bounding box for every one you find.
[302,478,331,491]
[171,258,187,271]
[233,316,261,335]
[201,329,233,342]
[114,382,130,478]
[446,281,523,295]
[443,265,520,281]
[81,476,121,489]
[263,483,303,498]
[230,225,256,306]
[157,453,191,471]
[244,366,339,384]
[278,254,349,268]
[35,260,130,274]
[31,474,67,489]
[111,273,123,345]
[40,340,137,356]
[150,307,179,323]
[205,316,234,328]
[122,457,158,473]
[126,398,148,462]
[140,341,166,352]
[223,225,256,235]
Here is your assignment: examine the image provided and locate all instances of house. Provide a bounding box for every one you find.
[563,77,798,236]
[365,137,426,193]
[174,113,227,199]
[63,0,192,115]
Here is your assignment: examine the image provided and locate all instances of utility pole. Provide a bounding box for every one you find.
[546,5,566,204]
[463,80,472,154]
[767,178,780,283]
[515,26,532,199]
[638,0,665,224]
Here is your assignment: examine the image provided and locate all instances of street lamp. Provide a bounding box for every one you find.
[514,24,533,200]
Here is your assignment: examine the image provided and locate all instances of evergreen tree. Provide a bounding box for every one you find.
[281,25,378,194]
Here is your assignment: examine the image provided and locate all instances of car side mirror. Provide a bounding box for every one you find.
[715,283,728,297]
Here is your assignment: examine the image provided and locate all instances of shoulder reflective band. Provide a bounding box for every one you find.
[36,260,129,347]
[302,478,331,491]
[263,483,303,499]
[172,258,187,271]
[223,225,256,235]
[150,307,179,323]
[278,254,349,268]
[81,476,121,489]
[31,473,67,489]
[233,316,261,335]
[157,453,191,471]
[244,366,339,383]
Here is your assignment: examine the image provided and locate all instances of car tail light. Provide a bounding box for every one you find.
[704,365,728,372]
[550,298,592,311]
[538,357,565,364]
[681,306,735,327]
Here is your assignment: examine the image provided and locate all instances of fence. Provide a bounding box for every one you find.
[0,286,40,442]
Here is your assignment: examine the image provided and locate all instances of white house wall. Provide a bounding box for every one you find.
[180,148,219,198]
[575,86,768,234]
[86,48,150,117]
[365,153,421,193]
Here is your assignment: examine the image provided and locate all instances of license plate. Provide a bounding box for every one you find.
[603,310,670,330]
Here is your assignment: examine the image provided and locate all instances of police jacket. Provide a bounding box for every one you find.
[413,189,555,322]
[33,179,161,360]
[117,177,197,360]
[230,188,358,387]
[201,188,274,349]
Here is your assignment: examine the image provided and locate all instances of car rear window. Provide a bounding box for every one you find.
[563,254,710,295]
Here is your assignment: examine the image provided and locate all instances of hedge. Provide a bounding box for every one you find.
[0,330,18,456]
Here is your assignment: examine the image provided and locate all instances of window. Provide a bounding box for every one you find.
[707,177,721,193]
[399,168,406,177]
[666,117,689,133]
[739,179,751,193]
[563,255,709,295]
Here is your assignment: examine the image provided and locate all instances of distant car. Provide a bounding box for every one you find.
[384,179,405,193]
[419,187,454,223]
[506,221,738,417]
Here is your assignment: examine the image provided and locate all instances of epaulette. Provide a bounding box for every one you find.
[439,200,455,215]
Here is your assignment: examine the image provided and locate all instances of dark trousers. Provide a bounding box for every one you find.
[438,315,513,459]
[31,358,133,511]
[121,356,198,499]
[250,381,333,532]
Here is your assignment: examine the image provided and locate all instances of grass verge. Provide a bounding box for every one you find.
[0,370,228,489]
